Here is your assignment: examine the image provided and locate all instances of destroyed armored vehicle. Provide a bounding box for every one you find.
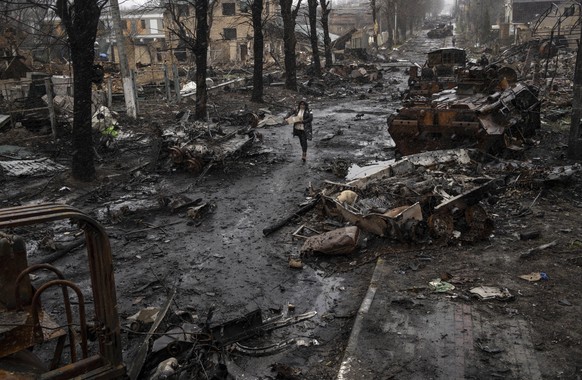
[427,24,453,38]
[406,48,467,98]
[392,46,539,157]
[405,48,519,99]
[388,82,540,156]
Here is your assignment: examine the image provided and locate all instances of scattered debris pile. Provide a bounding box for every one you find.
[321,149,498,244]
[128,301,318,379]
[315,147,579,248]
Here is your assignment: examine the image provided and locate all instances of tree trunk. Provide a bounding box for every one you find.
[568,30,582,159]
[308,0,321,76]
[280,0,301,91]
[195,1,209,120]
[385,8,394,49]
[55,0,102,181]
[319,0,333,68]
[70,47,96,181]
[371,0,378,48]
[251,0,264,102]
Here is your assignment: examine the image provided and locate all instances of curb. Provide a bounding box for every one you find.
[336,257,388,380]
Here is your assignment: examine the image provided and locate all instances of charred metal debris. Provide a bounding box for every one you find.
[264,149,579,262]
[164,109,262,175]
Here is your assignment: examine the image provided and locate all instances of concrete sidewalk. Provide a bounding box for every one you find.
[336,258,542,380]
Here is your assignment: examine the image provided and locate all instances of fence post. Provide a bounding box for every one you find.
[172,64,181,102]
[44,78,57,140]
[164,64,171,102]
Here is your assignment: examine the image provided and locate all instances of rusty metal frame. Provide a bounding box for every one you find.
[15,264,81,367]
[0,204,125,379]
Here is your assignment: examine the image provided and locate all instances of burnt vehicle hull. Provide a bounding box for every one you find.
[427,24,453,38]
[388,83,540,156]
[406,48,467,98]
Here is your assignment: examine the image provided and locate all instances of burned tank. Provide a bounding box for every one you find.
[388,82,540,156]
[406,48,467,98]
[390,47,539,157]
[427,24,453,38]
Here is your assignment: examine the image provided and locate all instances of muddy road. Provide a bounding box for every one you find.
[4,29,582,380]
[0,32,450,378]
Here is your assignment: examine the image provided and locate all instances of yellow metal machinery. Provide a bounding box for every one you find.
[0,204,125,379]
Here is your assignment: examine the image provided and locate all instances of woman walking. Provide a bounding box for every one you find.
[286,100,313,162]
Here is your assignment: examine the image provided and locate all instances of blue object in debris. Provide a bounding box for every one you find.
[540,272,549,280]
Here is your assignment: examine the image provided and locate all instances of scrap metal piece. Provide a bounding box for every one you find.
[185,157,204,174]
[428,212,454,239]
[128,288,176,380]
[233,338,299,356]
[464,204,494,241]
[470,286,513,301]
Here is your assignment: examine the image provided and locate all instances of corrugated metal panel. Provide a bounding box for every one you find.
[0,158,66,177]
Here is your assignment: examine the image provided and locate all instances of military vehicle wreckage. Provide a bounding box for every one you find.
[389,48,541,157]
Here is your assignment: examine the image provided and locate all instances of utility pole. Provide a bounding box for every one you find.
[568,25,582,159]
[371,0,378,48]
[109,0,137,118]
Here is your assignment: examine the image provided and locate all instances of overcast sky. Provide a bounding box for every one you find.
[118,0,155,9]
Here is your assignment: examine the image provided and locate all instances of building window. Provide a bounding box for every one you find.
[223,28,237,40]
[240,0,250,12]
[140,19,146,29]
[222,3,235,15]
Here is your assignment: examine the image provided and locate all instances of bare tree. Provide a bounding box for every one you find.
[164,0,212,120]
[568,27,582,159]
[319,0,332,68]
[370,0,378,48]
[379,0,394,48]
[1,3,105,180]
[194,1,209,120]
[307,0,321,76]
[280,0,302,91]
[251,0,264,102]
[55,0,106,181]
